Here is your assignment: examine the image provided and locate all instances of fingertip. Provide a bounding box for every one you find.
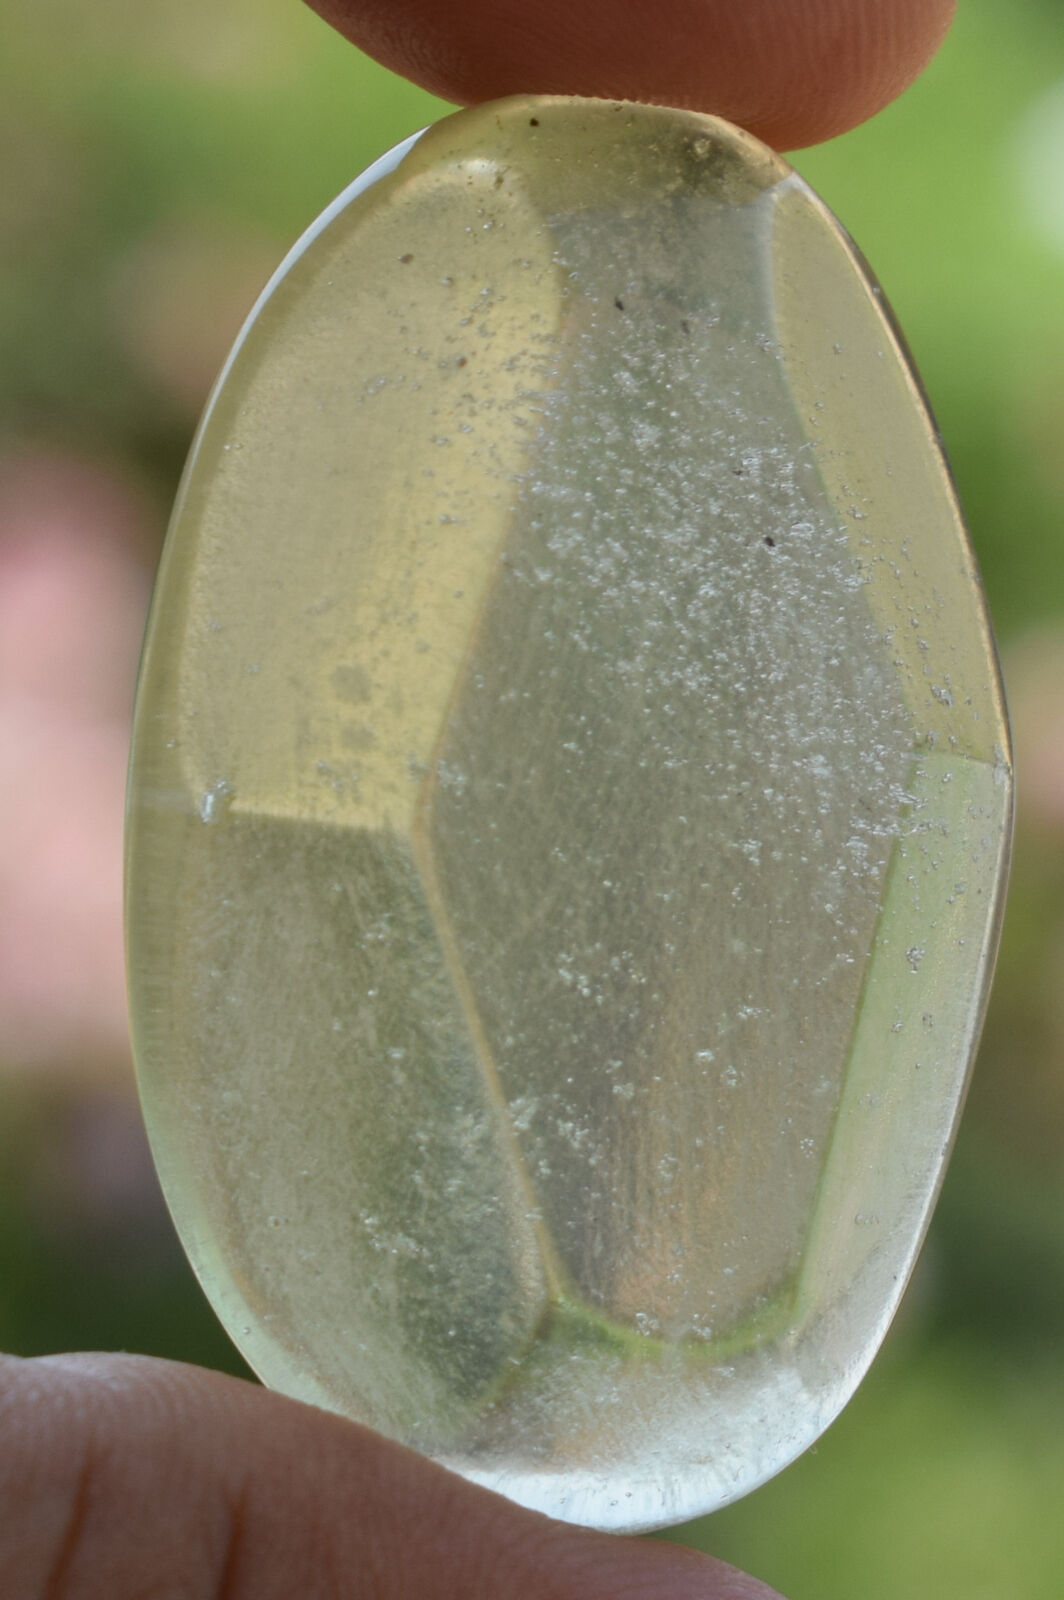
[2,1354,790,1600]
[739,0,957,148]
[306,0,955,148]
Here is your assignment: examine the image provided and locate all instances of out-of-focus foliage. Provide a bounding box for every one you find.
[796,0,1064,642]
[0,0,445,483]
[3,1,1064,1596]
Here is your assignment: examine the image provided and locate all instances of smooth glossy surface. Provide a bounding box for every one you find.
[126,96,1012,1531]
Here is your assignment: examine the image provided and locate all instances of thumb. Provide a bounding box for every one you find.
[1,1352,784,1599]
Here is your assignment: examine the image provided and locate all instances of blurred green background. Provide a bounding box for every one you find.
[3,0,1064,1595]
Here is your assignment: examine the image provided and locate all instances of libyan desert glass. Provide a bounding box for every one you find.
[125,96,1012,1531]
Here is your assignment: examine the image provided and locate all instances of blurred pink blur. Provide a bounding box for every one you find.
[0,453,154,1080]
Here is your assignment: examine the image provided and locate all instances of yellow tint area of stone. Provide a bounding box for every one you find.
[166,158,566,830]
[126,96,1012,1533]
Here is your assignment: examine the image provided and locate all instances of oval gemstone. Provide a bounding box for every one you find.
[126,96,1012,1531]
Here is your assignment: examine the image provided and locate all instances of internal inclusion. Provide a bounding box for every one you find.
[410,795,799,1396]
[393,181,1009,1393]
[408,741,1005,1417]
[393,199,917,1377]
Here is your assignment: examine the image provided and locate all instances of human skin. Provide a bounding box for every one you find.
[305,0,956,149]
[0,2,955,1594]
[0,1352,781,1599]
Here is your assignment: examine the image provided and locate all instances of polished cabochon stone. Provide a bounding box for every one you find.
[125,96,1012,1531]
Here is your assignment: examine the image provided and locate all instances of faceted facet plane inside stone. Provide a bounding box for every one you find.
[126,97,1012,1532]
[423,188,915,1344]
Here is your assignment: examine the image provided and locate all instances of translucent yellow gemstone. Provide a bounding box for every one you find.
[126,96,1012,1530]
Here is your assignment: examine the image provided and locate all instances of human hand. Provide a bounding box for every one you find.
[1,1352,782,1598]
